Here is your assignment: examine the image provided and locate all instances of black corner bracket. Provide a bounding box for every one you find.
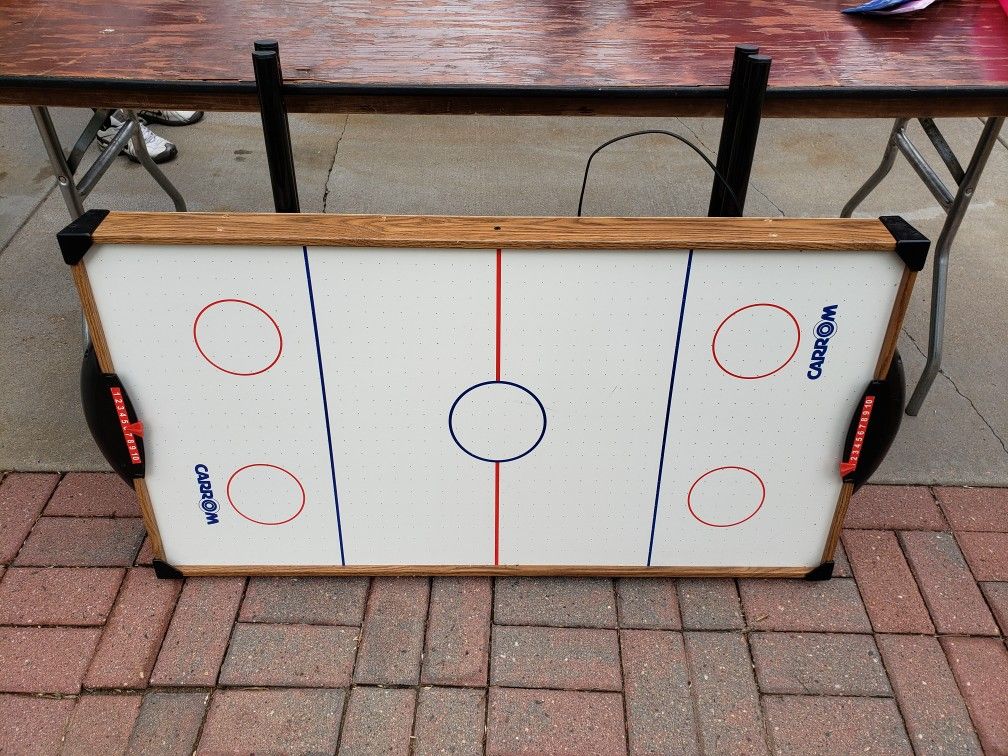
[81,345,145,483]
[839,351,906,492]
[804,561,835,581]
[57,208,110,265]
[879,215,930,272]
[152,559,184,580]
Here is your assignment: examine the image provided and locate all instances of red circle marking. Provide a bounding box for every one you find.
[193,299,283,376]
[711,303,801,379]
[687,466,766,528]
[226,463,305,525]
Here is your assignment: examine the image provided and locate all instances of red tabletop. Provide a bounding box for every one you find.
[1,0,1006,116]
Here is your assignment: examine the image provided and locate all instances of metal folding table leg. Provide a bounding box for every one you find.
[840,119,908,219]
[840,116,1005,415]
[31,105,189,350]
[905,117,1004,415]
[30,105,187,220]
[30,106,86,218]
[31,106,90,346]
[122,110,187,212]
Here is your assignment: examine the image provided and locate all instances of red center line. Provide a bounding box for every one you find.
[494,248,502,565]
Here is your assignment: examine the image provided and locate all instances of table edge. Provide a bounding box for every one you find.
[4,75,1008,117]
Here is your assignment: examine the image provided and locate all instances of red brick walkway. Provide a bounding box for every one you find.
[1,473,1006,755]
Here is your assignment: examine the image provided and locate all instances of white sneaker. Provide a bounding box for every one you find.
[97,112,178,164]
[138,110,204,126]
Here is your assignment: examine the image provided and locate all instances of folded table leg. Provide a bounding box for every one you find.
[841,116,1005,415]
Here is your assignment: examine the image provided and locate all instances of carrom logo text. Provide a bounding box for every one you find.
[807,305,839,380]
[194,464,221,525]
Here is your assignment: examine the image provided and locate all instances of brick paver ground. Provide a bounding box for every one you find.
[0,475,1006,754]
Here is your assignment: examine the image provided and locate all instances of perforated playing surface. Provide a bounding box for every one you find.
[81,238,904,570]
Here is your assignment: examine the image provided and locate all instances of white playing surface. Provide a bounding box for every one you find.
[83,242,903,568]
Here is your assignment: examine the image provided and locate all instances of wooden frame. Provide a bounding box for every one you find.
[69,212,920,578]
[92,212,899,251]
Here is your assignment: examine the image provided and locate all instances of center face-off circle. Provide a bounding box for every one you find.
[449,380,547,463]
[687,466,766,527]
[712,303,800,379]
[226,463,305,525]
[193,299,283,376]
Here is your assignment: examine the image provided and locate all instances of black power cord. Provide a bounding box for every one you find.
[577,129,743,217]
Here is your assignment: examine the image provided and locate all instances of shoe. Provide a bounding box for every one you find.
[138,110,204,126]
[96,112,178,164]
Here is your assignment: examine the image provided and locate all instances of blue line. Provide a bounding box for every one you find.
[303,247,346,565]
[647,249,694,566]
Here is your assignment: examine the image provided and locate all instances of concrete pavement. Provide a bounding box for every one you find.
[0,107,1004,482]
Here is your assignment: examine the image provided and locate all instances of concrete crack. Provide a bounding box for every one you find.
[745,179,786,217]
[673,117,713,153]
[321,114,350,213]
[902,327,1008,455]
[0,183,57,259]
[673,117,785,217]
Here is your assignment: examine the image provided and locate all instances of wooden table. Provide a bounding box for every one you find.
[0,0,1006,117]
[0,0,1005,412]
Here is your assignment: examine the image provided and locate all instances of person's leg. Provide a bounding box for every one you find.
[137,110,204,126]
[96,109,178,163]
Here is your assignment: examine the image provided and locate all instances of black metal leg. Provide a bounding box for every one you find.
[253,40,300,213]
[709,44,758,217]
[708,47,771,218]
[722,55,771,214]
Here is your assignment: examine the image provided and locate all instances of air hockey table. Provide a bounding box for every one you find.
[58,210,929,578]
